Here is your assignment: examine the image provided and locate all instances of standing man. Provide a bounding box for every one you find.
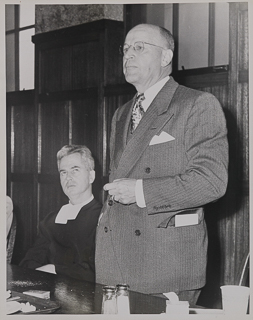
[95,24,228,304]
[20,145,102,282]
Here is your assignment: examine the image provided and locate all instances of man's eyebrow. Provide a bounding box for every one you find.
[59,165,81,172]
[71,165,80,169]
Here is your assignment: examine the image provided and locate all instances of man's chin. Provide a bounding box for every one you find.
[125,75,137,86]
[64,188,76,197]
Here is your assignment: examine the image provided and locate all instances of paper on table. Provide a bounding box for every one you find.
[23,290,50,299]
[36,264,56,274]
[6,301,21,315]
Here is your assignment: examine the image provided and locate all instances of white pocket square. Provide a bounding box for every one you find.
[149,131,175,145]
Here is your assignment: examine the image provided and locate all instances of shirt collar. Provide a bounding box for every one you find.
[55,195,94,224]
[140,76,170,112]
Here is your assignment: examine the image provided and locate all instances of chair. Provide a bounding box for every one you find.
[7,213,17,264]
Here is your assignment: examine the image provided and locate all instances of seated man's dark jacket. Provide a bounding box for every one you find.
[20,198,102,282]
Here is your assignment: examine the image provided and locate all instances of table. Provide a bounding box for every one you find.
[7,264,166,314]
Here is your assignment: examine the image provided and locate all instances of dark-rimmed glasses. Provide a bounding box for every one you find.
[119,41,166,56]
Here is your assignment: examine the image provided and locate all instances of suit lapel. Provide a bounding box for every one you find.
[114,98,135,168]
[115,78,179,178]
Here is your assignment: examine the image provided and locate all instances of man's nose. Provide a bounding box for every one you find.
[66,172,73,180]
[124,46,136,59]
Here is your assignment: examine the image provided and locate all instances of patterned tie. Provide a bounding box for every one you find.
[131,93,145,133]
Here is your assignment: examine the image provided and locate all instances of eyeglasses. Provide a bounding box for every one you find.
[119,41,166,56]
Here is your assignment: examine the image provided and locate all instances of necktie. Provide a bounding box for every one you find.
[131,93,145,133]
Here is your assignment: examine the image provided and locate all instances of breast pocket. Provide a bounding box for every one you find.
[143,140,185,176]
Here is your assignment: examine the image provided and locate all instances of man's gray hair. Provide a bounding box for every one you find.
[57,145,95,171]
[132,24,175,52]
[159,26,175,52]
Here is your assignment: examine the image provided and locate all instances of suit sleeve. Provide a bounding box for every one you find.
[143,93,229,214]
[19,218,51,269]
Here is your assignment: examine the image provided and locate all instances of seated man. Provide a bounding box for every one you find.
[20,145,102,282]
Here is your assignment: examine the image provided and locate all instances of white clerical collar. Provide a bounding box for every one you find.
[140,76,170,112]
[55,195,94,224]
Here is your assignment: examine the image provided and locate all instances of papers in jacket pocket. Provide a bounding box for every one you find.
[175,213,198,227]
[149,131,175,145]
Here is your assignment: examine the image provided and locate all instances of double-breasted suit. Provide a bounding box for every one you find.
[95,77,228,294]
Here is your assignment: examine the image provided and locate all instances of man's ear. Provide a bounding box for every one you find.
[89,170,95,184]
[161,49,173,67]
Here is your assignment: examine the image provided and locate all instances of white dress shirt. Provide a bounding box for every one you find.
[135,76,170,208]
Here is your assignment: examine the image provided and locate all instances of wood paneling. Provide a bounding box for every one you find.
[40,101,69,174]
[6,91,37,265]
[38,180,67,221]
[11,181,35,264]
[71,97,98,154]
[225,2,249,286]
[40,41,102,93]
[175,67,228,88]
[11,102,35,173]
[72,41,100,89]
[104,27,125,85]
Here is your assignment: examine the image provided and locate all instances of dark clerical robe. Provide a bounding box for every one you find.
[20,198,102,282]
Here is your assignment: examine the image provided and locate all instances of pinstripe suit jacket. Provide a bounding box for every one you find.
[95,77,228,294]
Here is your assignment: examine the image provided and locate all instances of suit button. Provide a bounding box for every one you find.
[135,229,141,236]
[145,167,151,173]
[104,227,108,233]
[108,199,113,206]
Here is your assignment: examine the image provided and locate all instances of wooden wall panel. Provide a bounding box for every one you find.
[11,182,35,264]
[71,97,102,200]
[12,103,35,173]
[201,85,229,106]
[72,41,100,89]
[40,41,102,93]
[229,80,249,283]
[71,97,98,156]
[38,181,67,222]
[6,91,36,265]
[239,8,248,71]
[237,82,249,180]
[41,48,67,93]
[104,27,125,85]
[223,2,249,287]
[61,46,73,91]
[40,101,69,174]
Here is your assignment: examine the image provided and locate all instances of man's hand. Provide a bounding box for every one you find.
[103,178,137,205]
